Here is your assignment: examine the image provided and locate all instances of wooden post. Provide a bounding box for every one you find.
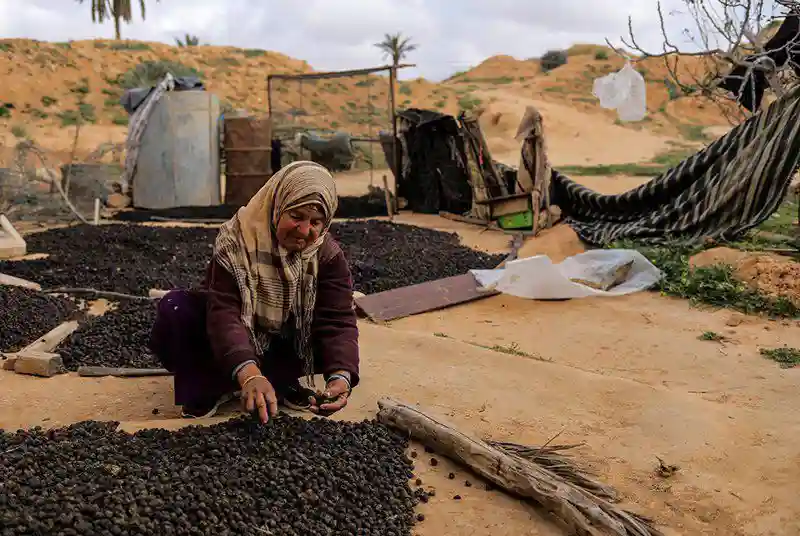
[389,65,400,201]
[382,174,393,221]
[266,76,273,116]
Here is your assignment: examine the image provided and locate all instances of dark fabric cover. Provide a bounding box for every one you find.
[394,108,473,214]
[553,83,800,245]
[719,12,800,112]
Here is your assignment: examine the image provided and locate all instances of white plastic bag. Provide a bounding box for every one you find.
[592,62,647,122]
[470,249,662,300]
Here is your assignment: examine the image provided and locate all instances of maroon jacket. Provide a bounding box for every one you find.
[204,236,360,386]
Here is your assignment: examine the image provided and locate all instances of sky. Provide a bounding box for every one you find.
[0,0,788,81]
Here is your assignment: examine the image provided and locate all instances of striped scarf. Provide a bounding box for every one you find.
[213,161,339,383]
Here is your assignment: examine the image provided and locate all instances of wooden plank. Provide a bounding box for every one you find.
[0,215,27,259]
[77,366,172,378]
[6,320,80,378]
[13,351,64,378]
[490,196,530,218]
[22,321,79,354]
[354,274,498,322]
[0,272,42,291]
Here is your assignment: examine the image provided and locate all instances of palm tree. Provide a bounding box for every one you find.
[175,34,201,47]
[78,0,155,40]
[374,32,418,68]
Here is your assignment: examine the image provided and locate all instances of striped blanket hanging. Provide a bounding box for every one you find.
[550,83,800,246]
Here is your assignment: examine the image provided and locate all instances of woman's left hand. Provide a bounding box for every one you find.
[309,377,350,415]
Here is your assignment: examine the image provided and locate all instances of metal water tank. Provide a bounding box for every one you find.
[132,91,221,209]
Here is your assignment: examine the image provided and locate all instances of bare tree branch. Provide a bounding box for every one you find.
[609,0,800,125]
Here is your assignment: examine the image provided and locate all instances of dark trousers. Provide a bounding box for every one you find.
[149,289,318,406]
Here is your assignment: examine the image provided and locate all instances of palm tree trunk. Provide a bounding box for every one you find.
[114,14,121,39]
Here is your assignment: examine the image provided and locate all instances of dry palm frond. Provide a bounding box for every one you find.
[488,440,660,536]
[487,440,617,500]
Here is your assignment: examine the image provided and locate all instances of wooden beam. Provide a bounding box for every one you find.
[0,215,26,259]
[0,272,42,291]
[267,63,415,81]
[6,320,80,378]
[77,366,172,378]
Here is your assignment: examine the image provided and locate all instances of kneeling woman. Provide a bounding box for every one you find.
[149,161,359,422]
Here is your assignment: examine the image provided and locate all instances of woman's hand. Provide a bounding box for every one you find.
[310,372,351,416]
[237,363,278,423]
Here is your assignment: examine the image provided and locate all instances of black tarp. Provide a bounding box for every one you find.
[120,76,205,115]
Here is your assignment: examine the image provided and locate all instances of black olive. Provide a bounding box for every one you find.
[0,415,421,534]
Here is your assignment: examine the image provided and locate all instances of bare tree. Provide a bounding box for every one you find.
[609,0,800,124]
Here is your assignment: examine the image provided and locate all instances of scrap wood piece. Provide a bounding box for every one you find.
[0,272,41,291]
[4,320,80,377]
[376,398,663,536]
[355,273,498,323]
[0,214,27,259]
[77,366,172,378]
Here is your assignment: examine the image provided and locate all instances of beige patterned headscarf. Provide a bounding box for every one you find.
[213,161,339,380]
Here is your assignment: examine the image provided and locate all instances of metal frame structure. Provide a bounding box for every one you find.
[266,64,415,192]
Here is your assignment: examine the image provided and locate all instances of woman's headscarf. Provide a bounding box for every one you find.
[213,161,339,382]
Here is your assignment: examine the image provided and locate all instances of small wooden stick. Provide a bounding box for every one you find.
[77,366,172,378]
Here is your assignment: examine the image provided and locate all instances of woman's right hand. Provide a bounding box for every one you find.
[237,363,278,423]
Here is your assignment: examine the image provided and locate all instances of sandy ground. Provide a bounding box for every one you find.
[475,89,680,167]
[2,87,799,536]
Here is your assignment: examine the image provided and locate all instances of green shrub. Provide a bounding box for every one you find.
[540,49,568,72]
[118,60,203,89]
[110,42,151,51]
[242,49,266,57]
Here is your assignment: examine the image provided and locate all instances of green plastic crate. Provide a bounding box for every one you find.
[497,210,533,229]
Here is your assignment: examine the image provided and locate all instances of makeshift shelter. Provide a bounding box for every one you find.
[384,109,511,219]
[546,82,800,245]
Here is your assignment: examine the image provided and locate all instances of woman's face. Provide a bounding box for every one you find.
[276,204,325,252]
